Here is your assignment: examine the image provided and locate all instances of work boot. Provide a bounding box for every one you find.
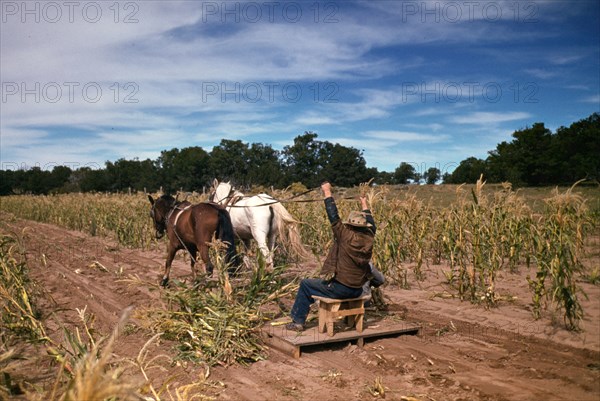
[285,322,304,332]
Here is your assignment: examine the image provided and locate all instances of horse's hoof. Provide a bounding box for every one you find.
[160,278,169,287]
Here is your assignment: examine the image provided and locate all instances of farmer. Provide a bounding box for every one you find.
[286,181,377,331]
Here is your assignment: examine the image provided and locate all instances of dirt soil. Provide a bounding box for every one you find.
[2,214,599,401]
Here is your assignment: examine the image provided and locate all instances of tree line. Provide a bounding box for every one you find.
[0,113,597,195]
[444,113,599,186]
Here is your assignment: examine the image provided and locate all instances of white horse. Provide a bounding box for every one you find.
[209,179,309,269]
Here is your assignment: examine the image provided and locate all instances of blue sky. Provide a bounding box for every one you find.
[1,0,598,176]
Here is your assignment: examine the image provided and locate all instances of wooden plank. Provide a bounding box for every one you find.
[331,307,364,317]
[261,320,421,358]
[261,330,301,358]
[312,295,370,303]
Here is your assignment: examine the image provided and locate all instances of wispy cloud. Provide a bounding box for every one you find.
[550,55,584,65]
[450,111,532,125]
[524,68,559,80]
[581,95,600,104]
[363,130,450,143]
[293,86,419,126]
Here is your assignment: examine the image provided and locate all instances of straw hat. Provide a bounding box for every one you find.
[344,211,373,228]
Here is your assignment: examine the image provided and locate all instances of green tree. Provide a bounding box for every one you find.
[394,162,417,184]
[23,167,52,194]
[445,157,487,184]
[551,113,600,183]
[49,165,72,192]
[209,140,250,184]
[514,123,553,185]
[319,142,370,187]
[246,143,284,187]
[104,158,159,192]
[0,170,17,195]
[282,132,371,187]
[159,147,210,193]
[78,167,110,192]
[424,167,441,184]
[486,141,522,185]
[486,123,553,186]
[374,170,394,185]
[282,132,323,187]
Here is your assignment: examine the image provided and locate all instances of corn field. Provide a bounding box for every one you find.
[0,193,162,249]
[0,234,47,345]
[276,179,596,331]
[0,233,218,400]
[0,179,598,331]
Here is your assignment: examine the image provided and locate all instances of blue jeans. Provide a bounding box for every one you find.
[290,278,363,325]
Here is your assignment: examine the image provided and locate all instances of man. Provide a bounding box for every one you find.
[286,181,377,331]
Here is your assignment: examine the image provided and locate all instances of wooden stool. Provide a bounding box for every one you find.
[312,295,370,337]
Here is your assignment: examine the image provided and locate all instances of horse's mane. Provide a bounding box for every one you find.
[159,194,176,202]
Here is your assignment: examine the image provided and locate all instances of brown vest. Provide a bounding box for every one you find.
[321,220,374,288]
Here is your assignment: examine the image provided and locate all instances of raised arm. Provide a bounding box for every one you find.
[321,181,340,224]
[359,195,376,234]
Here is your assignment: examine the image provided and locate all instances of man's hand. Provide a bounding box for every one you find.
[359,196,369,210]
[321,181,332,198]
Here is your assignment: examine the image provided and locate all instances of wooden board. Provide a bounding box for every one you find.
[261,319,420,358]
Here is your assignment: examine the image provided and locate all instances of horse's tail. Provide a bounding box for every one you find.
[270,202,311,261]
[216,208,239,268]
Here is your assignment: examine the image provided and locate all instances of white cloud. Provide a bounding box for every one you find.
[581,95,600,104]
[363,130,450,143]
[450,111,532,125]
[550,55,584,65]
[293,86,419,126]
[404,122,445,131]
[524,68,558,79]
[1,127,49,147]
[294,114,340,126]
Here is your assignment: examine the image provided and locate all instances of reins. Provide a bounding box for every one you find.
[225,192,359,208]
[213,185,357,208]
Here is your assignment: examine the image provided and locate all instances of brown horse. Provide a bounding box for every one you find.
[148,194,238,286]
